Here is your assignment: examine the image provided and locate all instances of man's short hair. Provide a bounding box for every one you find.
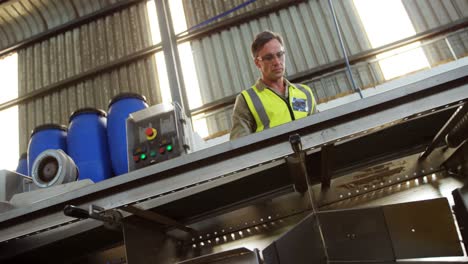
[251,31,284,58]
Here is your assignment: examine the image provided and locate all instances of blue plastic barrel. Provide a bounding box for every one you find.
[107,93,148,175]
[27,124,68,176]
[68,108,113,183]
[16,152,28,175]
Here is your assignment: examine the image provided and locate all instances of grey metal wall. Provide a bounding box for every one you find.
[189,0,372,107]
[403,0,468,65]
[17,2,161,153]
[0,0,129,52]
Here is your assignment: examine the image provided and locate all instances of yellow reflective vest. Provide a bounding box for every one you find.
[241,83,317,132]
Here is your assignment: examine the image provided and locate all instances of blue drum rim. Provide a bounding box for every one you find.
[69,108,107,123]
[31,124,68,137]
[108,92,147,109]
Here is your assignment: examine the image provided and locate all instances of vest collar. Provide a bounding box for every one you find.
[254,78,294,98]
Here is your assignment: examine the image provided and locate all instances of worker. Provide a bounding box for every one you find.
[230,30,319,140]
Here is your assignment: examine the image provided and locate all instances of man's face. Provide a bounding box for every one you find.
[254,39,285,82]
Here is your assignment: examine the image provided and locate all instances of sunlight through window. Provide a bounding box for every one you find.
[353,0,430,80]
[147,0,208,137]
[0,53,19,170]
[169,0,188,35]
[146,0,161,45]
[155,52,172,104]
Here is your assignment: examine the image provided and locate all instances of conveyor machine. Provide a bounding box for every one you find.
[0,66,467,263]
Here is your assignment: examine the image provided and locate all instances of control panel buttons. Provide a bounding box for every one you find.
[133,156,140,162]
[145,127,157,140]
[150,150,157,157]
[140,153,147,160]
[166,144,173,152]
[159,147,165,154]
[133,146,146,155]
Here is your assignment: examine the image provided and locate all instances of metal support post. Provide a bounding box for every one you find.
[155,0,191,117]
[328,0,363,98]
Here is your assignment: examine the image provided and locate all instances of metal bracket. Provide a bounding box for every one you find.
[321,144,334,190]
[121,205,196,235]
[63,204,122,230]
[287,134,309,193]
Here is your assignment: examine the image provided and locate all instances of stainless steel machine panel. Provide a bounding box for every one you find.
[126,103,192,172]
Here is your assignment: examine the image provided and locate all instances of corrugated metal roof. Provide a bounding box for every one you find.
[0,0,133,54]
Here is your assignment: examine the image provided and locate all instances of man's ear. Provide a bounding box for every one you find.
[254,58,261,69]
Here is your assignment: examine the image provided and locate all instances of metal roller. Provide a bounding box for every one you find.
[31,149,78,188]
[446,112,468,148]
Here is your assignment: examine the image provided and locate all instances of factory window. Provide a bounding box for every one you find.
[0,53,19,170]
[353,0,430,80]
[147,0,208,138]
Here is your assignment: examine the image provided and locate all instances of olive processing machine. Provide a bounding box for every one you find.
[0,65,467,263]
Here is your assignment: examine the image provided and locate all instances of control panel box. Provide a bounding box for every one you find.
[126,103,192,172]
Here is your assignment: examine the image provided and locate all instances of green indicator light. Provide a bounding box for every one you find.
[150,151,156,157]
[166,145,173,152]
[140,153,147,160]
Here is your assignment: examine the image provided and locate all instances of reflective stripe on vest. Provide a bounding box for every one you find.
[242,83,315,132]
[245,88,270,130]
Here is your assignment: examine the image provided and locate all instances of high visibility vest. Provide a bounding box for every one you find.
[241,83,316,132]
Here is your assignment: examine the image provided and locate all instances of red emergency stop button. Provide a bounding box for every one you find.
[133,155,140,163]
[145,127,157,140]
